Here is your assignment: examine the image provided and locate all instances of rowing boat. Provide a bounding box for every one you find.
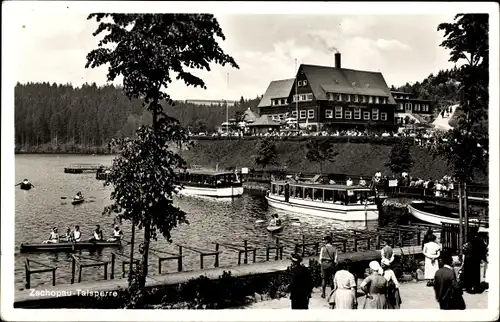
[71,198,85,205]
[20,240,123,253]
[267,225,283,233]
[20,183,32,190]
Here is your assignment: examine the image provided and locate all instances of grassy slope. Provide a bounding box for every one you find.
[181,139,487,183]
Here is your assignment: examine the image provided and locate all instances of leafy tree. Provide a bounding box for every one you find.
[385,138,415,177]
[253,138,278,170]
[431,14,489,246]
[305,139,338,174]
[85,13,238,293]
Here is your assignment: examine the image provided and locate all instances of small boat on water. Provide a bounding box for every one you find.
[71,197,85,205]
[176,170,244,197]
[266,179,379,221]
[20,240,123,253]
[408,201,485,226]
[266,225,283,233]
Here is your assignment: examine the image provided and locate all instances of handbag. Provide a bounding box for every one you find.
[327,288,336,306]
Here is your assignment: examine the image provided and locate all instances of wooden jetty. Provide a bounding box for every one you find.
[64,163,104,174]
[14,245,423,307]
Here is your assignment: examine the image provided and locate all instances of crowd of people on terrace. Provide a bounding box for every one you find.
[288,227,489,310]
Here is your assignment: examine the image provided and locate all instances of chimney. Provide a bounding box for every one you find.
[335,52,341,69]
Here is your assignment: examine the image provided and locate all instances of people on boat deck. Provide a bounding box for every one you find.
[358,177,367,187]
[107,225,124,241]
[346,178,353,186]
[63,227,72,242]
[42,227,60,244]
[89,225,103,242]
[72,225,81,242]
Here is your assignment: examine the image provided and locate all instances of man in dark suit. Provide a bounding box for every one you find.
[434,251,466,310]
[289,253,313,309]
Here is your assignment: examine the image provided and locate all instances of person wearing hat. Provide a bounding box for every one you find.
[360,261,388,309]
[289,253,313,309]
[381,261,401,309]
[319,235,337,298]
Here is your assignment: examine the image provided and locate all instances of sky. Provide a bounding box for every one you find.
[9,3,461,101]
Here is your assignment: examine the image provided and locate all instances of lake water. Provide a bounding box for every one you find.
[14,154,382,290]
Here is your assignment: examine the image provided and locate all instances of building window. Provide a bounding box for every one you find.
[299,110,306,119]
[354,95,359,102]
[336,94,342,101]
[368,96,373,103]
[354,108,361,119]
[298,80,303,86]
[328,93,334,101]
[306,93,313,101]
[396,117,402,124]
[398,103,404,111]
[361,95,366,103]
[345,110,352,119]
[325,109,333,118]
[375,97,379,104]
[381,97,387,104]
[292,111,297,118]
[345,94,350,102]
[335,106,343,118]
[363,111,370,120]
[272,115,279,121]
[308,109,314,119]
[303,80,308,86]
[280,98,286,105]
[405,103,411,111]
[372,108,379,120]
[350,95,355,102]
[415,104,420,111]
[424,104,429,112]
[279,114,285,121]
[381,112,387,121]
[293,93,313,102]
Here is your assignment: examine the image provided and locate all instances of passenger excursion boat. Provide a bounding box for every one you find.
[176,170,244,197]
[20,240,123,253]
[266,180,379,221]
[408,201,486,226]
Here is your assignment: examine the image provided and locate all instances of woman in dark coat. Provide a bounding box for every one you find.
[461,232,487,293]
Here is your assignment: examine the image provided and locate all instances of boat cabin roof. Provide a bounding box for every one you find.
[179,170,235,176]
[271,180,371,191]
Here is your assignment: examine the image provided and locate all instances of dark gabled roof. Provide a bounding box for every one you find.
[242,108,258,123]
[257,78,295,108]
[300,65,396,104]
[247,115,281,127]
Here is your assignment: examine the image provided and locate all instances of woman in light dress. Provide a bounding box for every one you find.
[423,234,441,287]
[360,261,388,309]
[329,259,357,309]
[381,262,402,309]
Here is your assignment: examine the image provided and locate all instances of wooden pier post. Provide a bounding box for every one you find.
[200,253,204,269]
[110,253,115,280]
[244,240,248,264]
[376,235,380,249]
[52,269,56,286]
[104,263,108,280]
[25,259,30,289]
[342,240,347,253]
[367,238,371,250]
[266,247,270,261]
[178,246,183,272]
[301,235,306,256]
[71,256,76,284]
[353,238,358,252]
[417,230,421,246]
[214,243,220,267]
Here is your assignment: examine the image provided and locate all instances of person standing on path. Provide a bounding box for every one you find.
[423,234,441,287]
[319,235,337,298]
[380,240,395,267]
[329,259,357,309]
[381,262,402,309]
[422,228,435,250]
[360,261,388,309]
[434,251,466,310]
[289,253,313,309]
[461,232,487,293]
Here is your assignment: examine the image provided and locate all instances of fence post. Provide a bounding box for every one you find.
[376,235,380,249]
[178,245,183,272]
[302,235,306,256]
[342,240,347,253]
[253,249,257,263]
[111,253,115,280]
[353,238,358,252]
[71,256,76,284]
[52,269,56,286]
[238,251,242,265]
[104,263,108,280]
[244,240,248,264]
[78,265,83,283]
[367,238,371,250]
[417,231,421,246]
[398,229,402,247]
[215,243,220,267]
[200,254,204,269]
[266,247,270,261]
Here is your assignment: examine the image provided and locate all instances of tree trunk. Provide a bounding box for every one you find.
[458,181,463,255]
[464,181,469,243]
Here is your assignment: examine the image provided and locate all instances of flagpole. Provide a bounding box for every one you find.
[226,73,229,135]
[295,58,299,131]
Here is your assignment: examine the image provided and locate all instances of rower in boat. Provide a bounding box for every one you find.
[107,225,124,242]
[75,191,84,199]
[62,227,72,242]
[89,225,103,243]
[71,225,82,242]
[16,179,35,190]
[269,214,282,226]
[42,227,59,244]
